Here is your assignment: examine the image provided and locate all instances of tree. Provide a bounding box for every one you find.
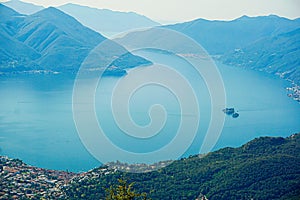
[105,179,150,200]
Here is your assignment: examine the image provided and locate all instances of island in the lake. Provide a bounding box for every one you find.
[223,108,239,118]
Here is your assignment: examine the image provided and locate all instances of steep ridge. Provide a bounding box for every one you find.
[0,4,40,71]
[0,5,150,75]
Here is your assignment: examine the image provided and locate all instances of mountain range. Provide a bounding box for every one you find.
[3,0,160,36]
[0,4,150,76]
[116,15,300,86]
[165,15,300,55]
[164,15,300,85]
[57,3,160,36]
[2,1,299,82]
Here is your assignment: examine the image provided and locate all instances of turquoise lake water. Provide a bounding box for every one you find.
[0,54,300,172]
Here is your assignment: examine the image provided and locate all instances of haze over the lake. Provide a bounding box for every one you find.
[1,0,300,23]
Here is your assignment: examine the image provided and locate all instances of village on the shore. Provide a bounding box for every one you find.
[0,156,75,199]
[286,84,300,103]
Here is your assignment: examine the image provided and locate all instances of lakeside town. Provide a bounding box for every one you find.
[286,84,300,103]
[0,156,76,199]
[0,156,172,199]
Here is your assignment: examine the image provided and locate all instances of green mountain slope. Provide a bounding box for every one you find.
[15,7,105,72]
[63,133,300,200]
[222,28,300,85]
[0,5,150,75]
[163,15,300,100]
[1,133,299,199]
[0,4,40,71]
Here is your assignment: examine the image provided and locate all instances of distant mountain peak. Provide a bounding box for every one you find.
[27,6,106,48]
[0,3,22,21]
[31,6,81,24]
[235,14,291,22]
[0,3,18,14]
[268,14,281,18]
[57,3,160,36]
[237,15,251,20]
[33,6,66,16]
[2,0,44,15]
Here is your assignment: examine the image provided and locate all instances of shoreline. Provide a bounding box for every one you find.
[286,83,300,103]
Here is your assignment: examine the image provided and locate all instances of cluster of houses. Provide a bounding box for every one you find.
[0,156,75,199]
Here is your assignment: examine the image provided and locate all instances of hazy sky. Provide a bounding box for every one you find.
[3,0,300,22]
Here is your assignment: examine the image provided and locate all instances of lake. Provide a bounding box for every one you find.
[1,52,300,172]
